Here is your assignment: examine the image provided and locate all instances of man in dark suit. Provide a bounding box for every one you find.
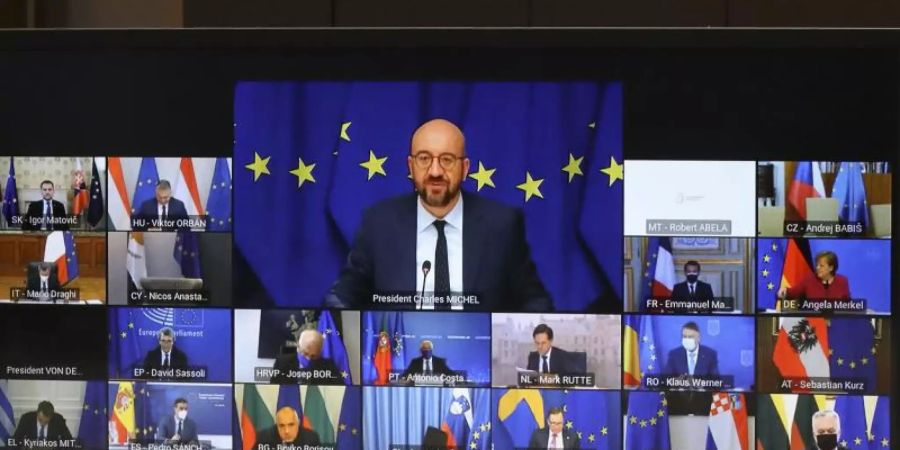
[809,410,848,450]
[253,406,320,449]
[400,340,455,382]
[12,401,73,443]
[155,398,199,444]
[22,180,68,231]
[141,327,189,376]
[665,321,719,377]
[325,118,551,312]
[527,324,577,374]
[671,260,715,302]
[271,329,343,384]
[24,263,61,301]
[134,180,189,231]
[527,407,580,449]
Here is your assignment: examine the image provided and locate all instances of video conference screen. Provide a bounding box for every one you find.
[0,78,893,450]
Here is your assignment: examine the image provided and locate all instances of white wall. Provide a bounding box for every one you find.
[5,380,87,439]
[668,415,755,450]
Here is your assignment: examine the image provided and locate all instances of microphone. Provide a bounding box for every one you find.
[419,260,431,310]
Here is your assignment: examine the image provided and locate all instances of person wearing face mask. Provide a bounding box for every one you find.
[809,410,848,450]
[401,340,455,382]
[156,398,199,444]
[664,321,719,378]
[671,260,715,302]
[25,262,61,301]
[272,329,343,384]
[11,401,72,444]
[778,250,851,301]
[142,327,189,376]
[22,180,68,231]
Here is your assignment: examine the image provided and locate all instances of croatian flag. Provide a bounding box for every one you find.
[786,161,825,221]
[174,157,203,218]
[640,237,676,308]
[705,393,749,450]
[441,388,472,449]
[43,231,79,285]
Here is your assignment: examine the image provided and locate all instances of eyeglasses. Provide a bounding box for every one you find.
[412,152,464,169]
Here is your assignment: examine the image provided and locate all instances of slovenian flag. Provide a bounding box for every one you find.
[773,317,830,392]
[786,161,825,221]
[442,388,473,449]
[43,230,79,285]
[705,392,749,450]
[640,237,676,309]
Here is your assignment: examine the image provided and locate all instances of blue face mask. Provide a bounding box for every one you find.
[422,349,433,359]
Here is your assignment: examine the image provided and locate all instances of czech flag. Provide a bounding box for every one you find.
[786,161,825,221]
[43,231,79,285]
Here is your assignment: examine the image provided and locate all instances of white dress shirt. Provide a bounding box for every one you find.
[161,350,171,367]
[547,431,563,449]
[421,357,433,373]
[538,347,552,373]
[686,348,698,375]
[415,194,463,309]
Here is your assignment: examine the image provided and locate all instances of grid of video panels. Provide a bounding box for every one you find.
[0,81,893,450]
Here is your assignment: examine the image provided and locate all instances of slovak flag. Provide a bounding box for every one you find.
[705,393,749,450]
[772,317,830,392]
[174,157,203,218]
[441,388,473,449]
[786,161,825,221]
[43,231,79,285]
[640,237,676,309]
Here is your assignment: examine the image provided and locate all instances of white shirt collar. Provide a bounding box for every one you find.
[416,193,463,233]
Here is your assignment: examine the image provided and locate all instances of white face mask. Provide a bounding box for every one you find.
[682,337,697,352]
[176,410,187,420]
[40,275,49,283]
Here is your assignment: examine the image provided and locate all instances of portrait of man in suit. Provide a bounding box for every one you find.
[253,406,320,449]
[155,398,198,444]
[12,401,72,443]
[527,407,580,449]
[271,329,343,385]
[326,118,551,312]
[526,324,577,374]
[671,260,714,302]
[400,339,455,381]
[142,327,189,375]
[25,262,61,301]
[664,321,719,377]
[134,180,189,230]
[22,180,68,231]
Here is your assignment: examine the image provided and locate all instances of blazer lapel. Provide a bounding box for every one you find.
[397,195,418,292]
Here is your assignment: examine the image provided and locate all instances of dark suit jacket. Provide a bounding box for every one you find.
[807,443,848,450]
[527,347,578,374]
[12,411,72,442]
[142,345,189,373]
[325,192,551,311]
[665,345,719,377]
[671,280,715,301]
[134,197,189,230]
[271,353,343,385]
[25,270,61,299]
[527,428,581,449]
[155,416,198,443]
[786,274,851,300]
[22,199,68,230]
[253,426,320,448]
[400,356,454,378]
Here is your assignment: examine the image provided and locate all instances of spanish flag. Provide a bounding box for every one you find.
[109,382,135,444]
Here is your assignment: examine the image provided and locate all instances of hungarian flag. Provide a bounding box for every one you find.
[43,231,78,285]
[755,394,789,450]
[174,157,203,218]
[640,237,676,309]
[705,393,748,450]
[790,395,819,450]
[786,161,825,221]
[240,384,274,450]
[107,157,131,231]
[109,382,136,444]
[773,317,830,392]
[71,158,89,216]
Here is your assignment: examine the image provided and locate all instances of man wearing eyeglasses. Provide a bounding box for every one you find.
[327,118,551,311]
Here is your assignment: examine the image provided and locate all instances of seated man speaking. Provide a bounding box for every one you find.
[326,118,551,312]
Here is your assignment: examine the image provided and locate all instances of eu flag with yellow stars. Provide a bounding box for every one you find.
[77,381,107,449]
[625,391,670,450]
[542,390,620,450]
[756,238,786,311]
[233,82,623,310]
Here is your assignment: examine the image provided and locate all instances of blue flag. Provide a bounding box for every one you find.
[832,162,870,232]
[829,319,876,393]
[468,387,490,450]
[493,389,544,450]
[550,390,618,450]
[78,381,107,449]
[0,380,14,443]
[388,312,406,371]
[316,310,352,385]
[361,312,378,384]
[832,395,868,449]
[757,238,787,311]
[206,157,232,231]
[2,157,19,227]
[132,157,160,216]
[276,384,304,419]
[87,157,105,228]
[173,231,202,278]
[625,391,670,450]
[336,387,362,450]
[234,82,623,309]
[868,396,889,449]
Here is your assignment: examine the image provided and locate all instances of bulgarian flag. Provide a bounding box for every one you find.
[240,384,274,450]
[304,385,335,443]
[705,393,748,450]
[773,317,830,392]
[109,382,135,444]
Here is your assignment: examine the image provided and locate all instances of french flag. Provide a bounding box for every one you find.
[174,157,203,218]
[43,231,79,285]
[786,161,825,221]
[705,393,749,450]
[441,388,472,449]
[641,237,676,308]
